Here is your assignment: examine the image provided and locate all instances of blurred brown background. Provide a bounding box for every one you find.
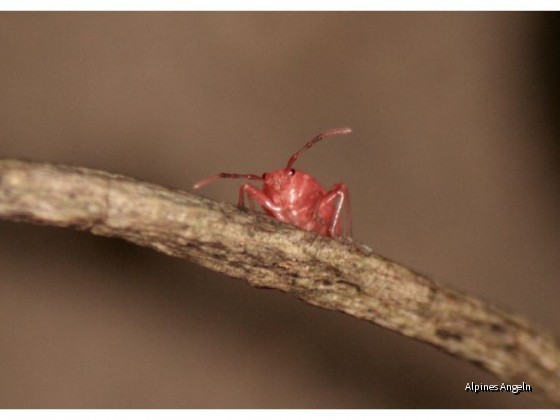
[0,12,559,408]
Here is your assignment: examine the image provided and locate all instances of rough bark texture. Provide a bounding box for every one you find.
[0,159,559,406]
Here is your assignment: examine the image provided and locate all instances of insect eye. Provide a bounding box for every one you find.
[289,169,296,176]
[262,173,267,179]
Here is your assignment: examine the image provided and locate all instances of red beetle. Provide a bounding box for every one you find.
[193,128,352,239]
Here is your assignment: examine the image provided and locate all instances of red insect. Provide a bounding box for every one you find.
[193,128,352,239]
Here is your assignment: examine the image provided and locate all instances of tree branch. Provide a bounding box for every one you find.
[0,159,559,406]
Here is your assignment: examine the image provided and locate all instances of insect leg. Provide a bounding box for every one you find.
[238,184,282,216]
[317,183,352,239]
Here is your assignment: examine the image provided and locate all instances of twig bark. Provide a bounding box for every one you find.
[0,159,559,405]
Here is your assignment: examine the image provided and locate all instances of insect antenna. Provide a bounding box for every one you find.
[285,127,352,170]
[193,173,263,189]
